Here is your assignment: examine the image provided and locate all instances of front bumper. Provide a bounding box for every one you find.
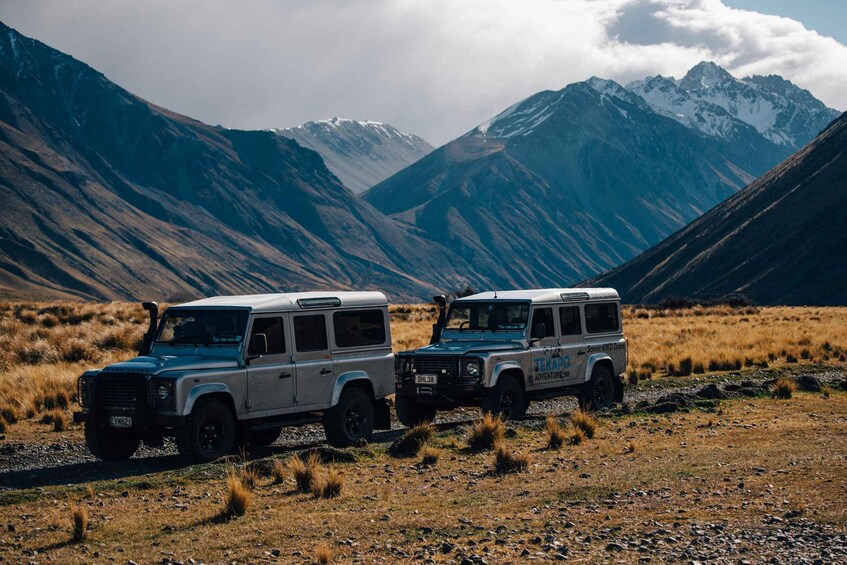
[395,380,485,408]
[74,410,184,430]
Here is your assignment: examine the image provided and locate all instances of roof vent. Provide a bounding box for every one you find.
[297,297,342,309]
[560,292,590,302]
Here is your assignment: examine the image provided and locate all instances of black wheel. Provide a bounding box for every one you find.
[84,419,140,461]
[175,397,236,463]
[395,394,437,427]
[324,387,375,447]
[580,364,615,411]
[248,427,282,447]
[481,375,526,420]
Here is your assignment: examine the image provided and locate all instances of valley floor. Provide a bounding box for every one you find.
[1,368,845,564]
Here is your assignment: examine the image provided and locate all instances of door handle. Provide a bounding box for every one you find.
[577,350,586,356]
[320,368,332,375]
[279,371,292,379]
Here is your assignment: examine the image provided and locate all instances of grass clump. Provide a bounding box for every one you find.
[222,470,252,518]
[390,422,435,456]
[70,504,88,542]
[0,415,6,434]
[312,468,344,499]
[569,409,598,439]
[51,409,66,432]
[315,544,333,564]
[466,414,505,451]
[772,377,797,399]
[544,415,566,449]
[493,442,531,474]
[569,427,586,445]
[271,459,286,484]
[288,453,320,493]
[822,385,832,399]
[419,447,440,466]
[626,441,636,453]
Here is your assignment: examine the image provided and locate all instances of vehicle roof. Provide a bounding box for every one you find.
[454,288,620,304]
[170,291,388,313]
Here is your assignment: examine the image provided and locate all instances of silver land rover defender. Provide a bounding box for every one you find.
[75,292,393,462]
[394,289,626,425]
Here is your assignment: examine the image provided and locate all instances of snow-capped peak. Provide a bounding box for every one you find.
[678,61,735,91]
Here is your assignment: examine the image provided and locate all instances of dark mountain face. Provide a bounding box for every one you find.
[0,22,477,301]
[586,112,847,306]
[364,78,755,289]
[275,118,433,194]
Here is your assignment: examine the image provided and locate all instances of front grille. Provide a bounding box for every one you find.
[97,373,147,411]
[413,356,458,377]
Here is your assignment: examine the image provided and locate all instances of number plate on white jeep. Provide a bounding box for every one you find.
[110,416,132,428]
[415,374,438,385]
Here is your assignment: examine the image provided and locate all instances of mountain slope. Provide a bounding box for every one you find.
[586,112,847,306]
[364,77,755,289]
[276,118,433,193]
[0,22,477,301]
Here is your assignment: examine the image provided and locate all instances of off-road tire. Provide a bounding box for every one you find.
[248,427,282,447]
[84,419,140,461]
[395,394,437,427]
[324,387,374,447]
[481,375,526,421]
[175,397,236,463]
[580,364,615,411]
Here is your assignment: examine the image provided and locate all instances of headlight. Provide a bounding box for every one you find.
[463,360,480,377]
[78,376,94,408]
[150,379,176,410]
[157,384,171,400]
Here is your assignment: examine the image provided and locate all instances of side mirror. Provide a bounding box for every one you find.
[251,334,268,357]
[531,322,546,340]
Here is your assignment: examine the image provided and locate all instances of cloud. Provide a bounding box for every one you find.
[0,0,844,146]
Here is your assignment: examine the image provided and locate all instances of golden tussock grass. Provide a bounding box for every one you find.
[223,471,252,518]
[69,504,88,543]
[544,415,566,449]
[569,409,598,439]
[493,441,531,474]
[772,377,797,399]
[466,414,506,451]
[419,446,440,466]
[390,421,435,456]
[311,468,344,499]
[315,544,333,565]
[288,453,320,493]
[271,459,286,485]
[568,427,586,445]
[822,385,832,399]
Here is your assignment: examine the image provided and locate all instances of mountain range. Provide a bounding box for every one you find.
[0,19,841,304]
[275,118,433,194]
[363,62,838,290]
[588,110,846,305]
[0,22,477,301]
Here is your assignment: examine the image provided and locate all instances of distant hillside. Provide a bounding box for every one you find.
[587,112,847,306]
[0,22,477,301]
[276,118,433,193]
[364,77,756,289]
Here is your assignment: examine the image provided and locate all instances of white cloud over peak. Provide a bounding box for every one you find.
[0,0,844,145]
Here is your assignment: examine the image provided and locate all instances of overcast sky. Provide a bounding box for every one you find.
[1,0,845,146]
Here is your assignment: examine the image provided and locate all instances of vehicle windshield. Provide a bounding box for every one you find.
[155,309,249,346]
[444,301,529,332]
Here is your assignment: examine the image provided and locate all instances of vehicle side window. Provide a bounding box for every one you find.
[559,306,582,336]
[530,307,555,338]
[585,302,620,333]
[293,315,328,351]
[333,309,386,348]
[248,317,285,355]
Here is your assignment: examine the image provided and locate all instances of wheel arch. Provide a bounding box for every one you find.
[491,361,525,390]
[331,371,375,407]
[183,383,237,416]
[584,353,614,383]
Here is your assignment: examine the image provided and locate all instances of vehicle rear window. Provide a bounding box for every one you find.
[293,315,328,351]
[559,306,582,336]
[531,307,556,338]
[249,317,285,355]
[585,302,619,333]
[333,309,386,348]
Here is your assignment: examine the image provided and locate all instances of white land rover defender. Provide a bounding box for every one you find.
[394,289,626,425]
[75,292,394,462]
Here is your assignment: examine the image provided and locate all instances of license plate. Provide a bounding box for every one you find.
[110,416,132,428]
[415,374,438,385]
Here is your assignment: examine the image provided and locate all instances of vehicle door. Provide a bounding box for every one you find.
[245,314,296,415]
[527,306,563,391]
[292,313,335,409]
[558,304,586,386]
